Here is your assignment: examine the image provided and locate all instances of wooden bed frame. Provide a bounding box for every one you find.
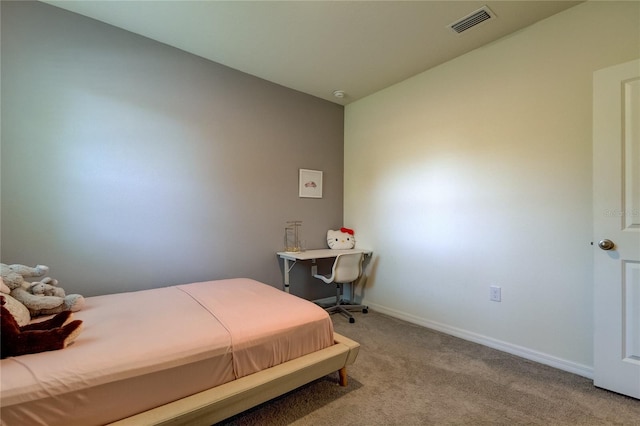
[109,332,360,425]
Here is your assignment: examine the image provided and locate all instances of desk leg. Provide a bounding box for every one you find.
[282,258,292,293]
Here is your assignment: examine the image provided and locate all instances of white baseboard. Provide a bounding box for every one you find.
[366,302,594,379]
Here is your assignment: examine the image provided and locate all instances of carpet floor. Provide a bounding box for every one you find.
[217,310,640,425]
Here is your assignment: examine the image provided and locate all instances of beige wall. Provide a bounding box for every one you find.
[345,1,640,375]
[1,1,344,299]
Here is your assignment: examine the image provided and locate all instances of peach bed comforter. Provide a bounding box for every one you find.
[0,278,334,426]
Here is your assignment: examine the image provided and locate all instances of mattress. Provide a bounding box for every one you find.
[0,278,334,426]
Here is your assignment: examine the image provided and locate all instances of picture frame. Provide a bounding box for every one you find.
[299,169,323,198]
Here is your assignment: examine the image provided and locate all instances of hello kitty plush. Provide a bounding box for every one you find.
[327,228,356,249]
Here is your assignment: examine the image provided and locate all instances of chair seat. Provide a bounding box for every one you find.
[312,252,368,323]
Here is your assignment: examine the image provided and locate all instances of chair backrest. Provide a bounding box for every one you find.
[331,253,364,284]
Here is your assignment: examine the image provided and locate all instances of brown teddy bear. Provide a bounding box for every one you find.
[1,296,83,358]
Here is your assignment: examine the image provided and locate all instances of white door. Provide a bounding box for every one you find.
[593,58,640,399]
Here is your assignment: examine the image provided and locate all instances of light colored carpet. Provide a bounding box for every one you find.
[218,310,640,425]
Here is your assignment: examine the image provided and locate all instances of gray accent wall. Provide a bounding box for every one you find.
[1,1,344,299]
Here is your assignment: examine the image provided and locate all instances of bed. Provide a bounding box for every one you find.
[0,278,360,426]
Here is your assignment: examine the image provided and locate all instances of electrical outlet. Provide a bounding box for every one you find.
[489,285,501,302]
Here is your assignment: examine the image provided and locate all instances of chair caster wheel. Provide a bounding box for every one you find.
[362,308,368,314]
[349,317,355,324]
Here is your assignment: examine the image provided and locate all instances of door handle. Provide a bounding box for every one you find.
[598,239,615,251]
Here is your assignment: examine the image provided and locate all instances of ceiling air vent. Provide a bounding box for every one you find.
[448,6,495,34]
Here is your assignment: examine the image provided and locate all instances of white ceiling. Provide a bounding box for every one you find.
[43,0,582,105]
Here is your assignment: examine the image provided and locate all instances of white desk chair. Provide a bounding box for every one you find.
[313,252,368,323]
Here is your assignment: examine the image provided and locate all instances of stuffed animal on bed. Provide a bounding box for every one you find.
[29,277,65,298]
[0,263,85,317]
[1,295,83,358]
[327,228,356,249]
[0,277,31,327]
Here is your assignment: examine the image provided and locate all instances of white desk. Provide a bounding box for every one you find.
[277,248,372,293]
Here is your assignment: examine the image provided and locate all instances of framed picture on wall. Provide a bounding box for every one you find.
[299,169,323,198]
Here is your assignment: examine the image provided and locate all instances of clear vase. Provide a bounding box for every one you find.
[284,221,302,252]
